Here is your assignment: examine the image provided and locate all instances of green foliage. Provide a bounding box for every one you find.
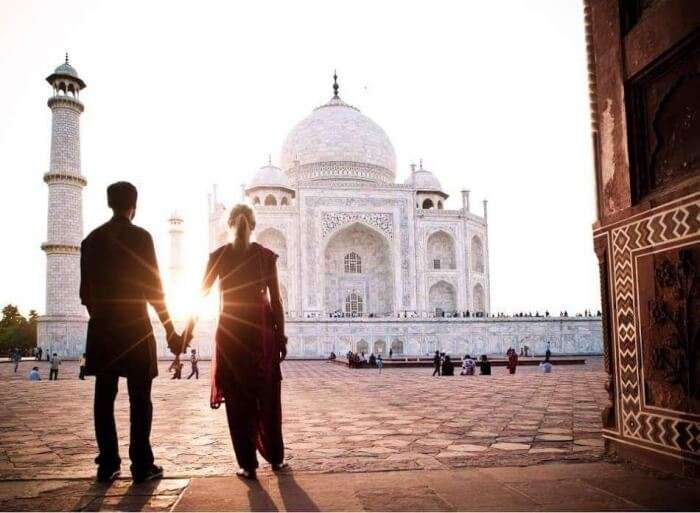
[0,304,37,356]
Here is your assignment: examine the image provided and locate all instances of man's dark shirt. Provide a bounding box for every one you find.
[80,216,168,379]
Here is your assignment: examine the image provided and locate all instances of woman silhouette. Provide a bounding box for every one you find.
[188,204,287,479]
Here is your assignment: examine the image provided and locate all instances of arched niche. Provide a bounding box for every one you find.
[323,222,394,316]
[427,230,456,270]
[473,283,485,312]
[429,280,456,315]
[257,227,288,268]
[471,235,484,273]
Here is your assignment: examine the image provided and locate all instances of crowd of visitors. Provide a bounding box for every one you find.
[302,309,602,320]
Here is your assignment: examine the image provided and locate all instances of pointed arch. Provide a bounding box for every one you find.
[429,280,456,316]
[427,230,456,269]
[471,235,484,273]
[256,227,287,267]
[473,283,485,312]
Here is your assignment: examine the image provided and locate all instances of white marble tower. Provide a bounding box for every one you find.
[36,55,88,358]
[167,211,185,285]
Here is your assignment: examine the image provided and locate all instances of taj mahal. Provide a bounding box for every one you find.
[37,59,602,359]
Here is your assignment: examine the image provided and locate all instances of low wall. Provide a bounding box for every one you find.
[154,317,602,360]
[39,316,602,360]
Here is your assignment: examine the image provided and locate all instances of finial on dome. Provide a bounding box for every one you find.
[410,163,417,173]
[419,158,423,170]
[268,153,272,165]
[333,70,339,99]
[65,52,69,65]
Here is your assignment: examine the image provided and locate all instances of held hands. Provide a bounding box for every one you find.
[166,330,183,356]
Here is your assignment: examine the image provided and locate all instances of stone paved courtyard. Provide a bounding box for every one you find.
[1,359,608,480]
[3,359,700,511]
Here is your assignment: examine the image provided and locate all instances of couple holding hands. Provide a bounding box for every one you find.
[80,182,286,483]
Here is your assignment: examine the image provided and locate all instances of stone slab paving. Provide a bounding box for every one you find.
[1,359,609,480]
[0,359,609,480]
[2,462,698,511]
[2,360,699,511]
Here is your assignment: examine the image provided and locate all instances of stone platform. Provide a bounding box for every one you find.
[2,359,698,510]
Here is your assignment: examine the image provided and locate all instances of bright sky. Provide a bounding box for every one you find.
[0,0,600,317]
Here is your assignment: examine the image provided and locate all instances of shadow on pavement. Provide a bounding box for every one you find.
[277,472,319,512]
[241,479,278,512]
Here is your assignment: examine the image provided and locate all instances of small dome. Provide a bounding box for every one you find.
[53,62,79,78]
[405,165,442,192]
[247,164,291,190]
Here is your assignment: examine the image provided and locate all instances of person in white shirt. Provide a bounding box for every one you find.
[461,354,476,376]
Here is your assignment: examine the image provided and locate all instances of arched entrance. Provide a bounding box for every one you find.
[323,223,394,317]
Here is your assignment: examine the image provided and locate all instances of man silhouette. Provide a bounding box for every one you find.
[80,182,182,483]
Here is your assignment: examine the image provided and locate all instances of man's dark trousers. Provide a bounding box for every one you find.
[94,374,154,475]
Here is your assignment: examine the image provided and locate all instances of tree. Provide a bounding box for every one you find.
[0,304,37,355]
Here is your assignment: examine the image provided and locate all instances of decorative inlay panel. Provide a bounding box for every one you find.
[321,212,393,239]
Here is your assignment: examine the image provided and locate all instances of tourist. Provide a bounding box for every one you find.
[80,181,183,483]
[506,347,518,375]
[329,351,336,361]
[12,348,21,373]
[369,353,377,367]
[442,355,455,376]
[432,350,441,376]
[37,347,43,361]
[187,349,199,380]
[461,354,475,376]
[389,348,393,359]
[49,353,61,380]
[169,359,183,379]
[187,203,288,480]
[377,355,384,373]
[28,366,41,381]
[479,355,491,375]
[545,341,552,360]
[78,353,86,380]
[540,356,553,374]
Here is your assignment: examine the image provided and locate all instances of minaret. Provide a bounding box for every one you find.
[168,211,185,286]
[37,55,88,358]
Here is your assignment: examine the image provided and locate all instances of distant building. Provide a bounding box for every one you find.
[209,74,491,319]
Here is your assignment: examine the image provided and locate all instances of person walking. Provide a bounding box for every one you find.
[186,349,199,379]
[377,355,384,374]
[80,182,182,483]
[506,348,519,375]
[12,348,21,373]
[49,353,61,380]
[78,353,87,380]
[432,350,441,376]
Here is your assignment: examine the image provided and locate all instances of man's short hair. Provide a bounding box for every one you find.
[107,182,138,210]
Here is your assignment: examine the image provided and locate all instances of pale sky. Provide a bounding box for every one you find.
[0,0,600,316]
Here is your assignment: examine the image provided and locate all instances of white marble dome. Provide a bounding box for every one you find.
[247,163,290,189]
[280,96,397,184]
[405,167,443,192]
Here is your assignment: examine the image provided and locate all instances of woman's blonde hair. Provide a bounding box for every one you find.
[228,204,256,231]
